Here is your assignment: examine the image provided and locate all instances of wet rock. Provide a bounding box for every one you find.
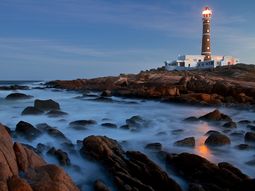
[238,120,251,124]
[15,121,41,140]
[235,144,251,150]
[101,123,117,128]
[126,115,146,128]
[36,143,50,153]
[0,85,29,90]
[94,180,111,191]
[222,121,237,128]
[244,132,255,142]
[205,132,231,146]
[145,142,162,151]
[81,135,182,191]
[120,124,130,129]
[69,120,96,127]
[7,175,33,191]
[171,129,184,134]
[199,109,232,122]
[184,116,199,122]
[46,110,68,117]
[34,99,60,111]
[247,124,255,131]
[47,147,70,166]
[5,93,33,100]
[101,90,112,97]
[245,159,255,166]
[21,106,43,115]
[230,131,245,137]
[166,152,254,191]
[205,130,221,136]
[94,97,113,103]
[174,137,195,147]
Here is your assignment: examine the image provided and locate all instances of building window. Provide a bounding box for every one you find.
[207,47,210,50]
[207,39,210,42]
[207,20,210,23]
[207,29,210,32]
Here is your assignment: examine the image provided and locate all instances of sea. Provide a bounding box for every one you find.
[0,81,254,190]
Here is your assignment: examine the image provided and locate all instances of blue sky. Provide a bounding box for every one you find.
[0,0,254,80]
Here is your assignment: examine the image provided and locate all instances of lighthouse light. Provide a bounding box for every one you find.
[202,7,212,18]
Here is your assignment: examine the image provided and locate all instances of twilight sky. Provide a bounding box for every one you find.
[0,0,254,80]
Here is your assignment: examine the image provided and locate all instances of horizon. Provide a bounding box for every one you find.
[0,0,255,80]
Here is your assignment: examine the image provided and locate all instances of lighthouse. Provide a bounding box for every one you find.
[201,7,212,61]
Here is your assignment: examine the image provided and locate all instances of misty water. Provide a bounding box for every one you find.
[0,81,254,190]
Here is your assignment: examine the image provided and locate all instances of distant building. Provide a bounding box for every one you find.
[165,7,239,71]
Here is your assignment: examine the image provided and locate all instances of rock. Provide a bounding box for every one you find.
[101,123,117,128]
[166,152,253,191]
[119,124,130,130]
[171,129,184,134]
[230,131,245,137]
[34,99,60,111]
[126,115,146,128]
[36,143,50,153]
[5,93,33,100]
[27,164,79,191]
[184,116,198,122]
[244,132,255,142]
[7,175,33,191]
[101,90,112,97]
[15,121,41,140]
[69,120,96,127]
[145,143,162,151]
[21,106,43,115]
[81,135,182,191]
[47,147,70,166]
[205,132,231,146]
[94,180,111,191]
[199,109,232,122]
[247,124,255,131]
[222,121,237,128]
[235,144,251,150]
[46,110,68,117]
[245,159,255,166]
[174,137,195,147]
[238,120,251,124]
[13,142,46,173]
[0,85,29,90]
[205,130,221,136]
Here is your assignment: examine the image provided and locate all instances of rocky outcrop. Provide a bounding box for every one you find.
[0,124,79,191]
[166,152,255,191]
[81,135,182,191]
[174,137,195,147]
[5,93,33,100]
[199,109,232,122]
[245,132,255,142]
[0,85,29,90]
[47,147,70,166]
[21,106,43,115]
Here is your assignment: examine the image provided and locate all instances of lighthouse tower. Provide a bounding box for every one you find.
[201,7,212,61]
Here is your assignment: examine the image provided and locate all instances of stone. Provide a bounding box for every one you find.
[69,120,96,127]
[13,143,46,173]
[81,135,182,191]
[222,121,237,128]
[21,106,43,115]
[101,123,117,128]
[244,132,255,142]
[184,116,198,122]
[46,110,68,117]
[205,132,231,146]
[199,109,232,122]
[94,180,111,191]
[145,143,162,151]
[174,137,195,147]
[34,99,60,111]
[15,121,41,140]
[101,90,112,97]
[47,147,70,166]
[238,120,251,124]
[5,93,33,100]
[7,175,33,191]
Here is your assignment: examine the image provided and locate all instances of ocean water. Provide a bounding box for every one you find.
[0,81,254,190]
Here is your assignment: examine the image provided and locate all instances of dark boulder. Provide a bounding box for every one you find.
[101,90,112,97]
[15,121,41,140]
[174,137,195,147]
[69,120,96,130]
[145,142,162,151]
[199,109,232,122]
[81,135,182,191]
[47,147,70,166]
[238,120,251,124]
[184,116,199,122]
[205,132,231,146]
[5,93,33,100]
[166,152,254,191]
[21,106,43,115]
[34,99,60,111]
[46,110,68,117]
[101,123,117,128]
[222,121,237,128]
[244,132,255,142]
[94,180,111,191]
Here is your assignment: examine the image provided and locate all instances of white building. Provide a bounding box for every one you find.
[165,55,239,71]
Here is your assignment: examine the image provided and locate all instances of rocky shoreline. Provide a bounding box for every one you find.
[46,64,255,107]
